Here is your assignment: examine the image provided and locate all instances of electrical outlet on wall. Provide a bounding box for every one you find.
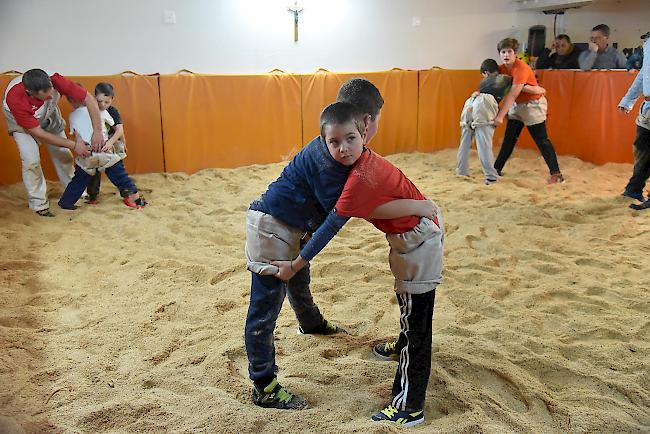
[163,10,177,24]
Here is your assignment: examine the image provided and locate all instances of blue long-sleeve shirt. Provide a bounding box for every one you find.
[250,136,351,260]
[619,39,650,110]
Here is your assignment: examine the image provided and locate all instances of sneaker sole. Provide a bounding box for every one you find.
[252,399,308,410]
[297,325,347,335]
[252,390,308,410]
[370,415,425,427]
[372,347,399,362]
[402,416,425,428]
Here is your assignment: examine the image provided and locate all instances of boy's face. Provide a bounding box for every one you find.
[324,121,365,166]
[499,48,516,67]
[29,87,55,101]
[96,93,113,111]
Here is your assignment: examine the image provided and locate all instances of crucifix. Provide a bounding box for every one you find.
[287,1,303,42]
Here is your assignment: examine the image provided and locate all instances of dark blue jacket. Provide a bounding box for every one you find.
[250,136,350,234]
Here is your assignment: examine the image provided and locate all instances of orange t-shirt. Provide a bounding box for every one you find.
[498,59,541,104]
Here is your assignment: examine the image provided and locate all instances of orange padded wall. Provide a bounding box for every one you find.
[501,70,639,165]
[0,73,164,186]
[565,71,639,165]
[0,69,642,187]
[0,74,25,185]
[63,75,165,174]
[418,69,485,152]
[301,70,419,156]
[159,73,302,173]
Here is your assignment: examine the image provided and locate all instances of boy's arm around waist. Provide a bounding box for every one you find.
[271,210,349,281]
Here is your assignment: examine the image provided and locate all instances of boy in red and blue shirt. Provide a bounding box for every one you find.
[274,102,443,427]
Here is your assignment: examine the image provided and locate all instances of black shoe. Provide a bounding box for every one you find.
[630,200,650,211]
[36,208,55,217]
[372,340,400,361]
[251,378,308,410]
[298,319,346,335]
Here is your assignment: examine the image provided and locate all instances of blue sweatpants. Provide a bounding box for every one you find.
[58,161,137,209]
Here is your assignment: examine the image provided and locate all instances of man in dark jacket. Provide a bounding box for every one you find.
[536,34,581,69]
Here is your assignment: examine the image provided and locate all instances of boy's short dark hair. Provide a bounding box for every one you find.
[497,38,519,52]
[336,78,384,120]
[556,34,572,43]
[592,24,610,37]
[22,69,52,93]
[480,59,499,74]
[95,82,114,97]
[319,102,366,139]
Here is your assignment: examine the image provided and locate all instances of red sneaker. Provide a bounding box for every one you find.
[547,173,565,184]
[123,197,144,209]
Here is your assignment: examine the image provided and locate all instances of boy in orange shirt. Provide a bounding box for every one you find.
[492,38,565,184]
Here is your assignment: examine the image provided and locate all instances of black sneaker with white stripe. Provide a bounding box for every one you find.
[371,404,424,427]
[297,319,346,335]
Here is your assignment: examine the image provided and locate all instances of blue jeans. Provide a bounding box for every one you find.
[58,161,137,209]
[244,263,323,381]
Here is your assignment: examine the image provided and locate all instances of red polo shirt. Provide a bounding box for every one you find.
[5,73,86,130]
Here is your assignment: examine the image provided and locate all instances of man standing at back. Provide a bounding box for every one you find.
[2,69,104,216]
[579,24,627,70]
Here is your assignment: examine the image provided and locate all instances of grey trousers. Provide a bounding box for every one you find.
[456,94,499,182]
[456,126,499,182]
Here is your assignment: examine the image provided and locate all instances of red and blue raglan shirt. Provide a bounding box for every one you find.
[3,73,86,130]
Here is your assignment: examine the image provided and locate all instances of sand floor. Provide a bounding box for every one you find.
[1,148,649,434]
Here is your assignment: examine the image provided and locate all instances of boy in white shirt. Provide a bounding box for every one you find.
[58,95,145,210]
[69,105,121,175]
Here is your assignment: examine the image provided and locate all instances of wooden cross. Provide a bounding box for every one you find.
[287,1,303,42]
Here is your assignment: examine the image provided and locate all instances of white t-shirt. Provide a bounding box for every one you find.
[69,106,114,143]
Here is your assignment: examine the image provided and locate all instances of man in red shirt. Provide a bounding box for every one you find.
[492,38,565,184]
[2,69,104,216]
[273,102,444,427]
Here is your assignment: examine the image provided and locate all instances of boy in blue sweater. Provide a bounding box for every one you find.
[244,79,435,410]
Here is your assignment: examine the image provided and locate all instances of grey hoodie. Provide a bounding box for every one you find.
[579,45,627,70]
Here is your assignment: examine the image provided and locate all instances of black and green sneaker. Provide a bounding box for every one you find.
[371,404,424,427]
[372,340,399,361]
[251,378,308,410]
[298,319,346,335]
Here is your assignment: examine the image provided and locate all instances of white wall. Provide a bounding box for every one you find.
[0,0,647,75]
